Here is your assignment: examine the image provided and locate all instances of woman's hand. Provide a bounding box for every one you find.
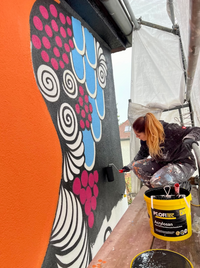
[183,138,199,150]
[119,166,130,173]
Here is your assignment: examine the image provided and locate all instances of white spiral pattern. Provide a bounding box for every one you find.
[51,186,90,268]
[37,65,60,102]
[97,42,107,89]
[57,103,84,182]
[62,70,78,99]
[57,103,78,142]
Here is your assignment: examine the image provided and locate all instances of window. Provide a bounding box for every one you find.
[124,126,131,132]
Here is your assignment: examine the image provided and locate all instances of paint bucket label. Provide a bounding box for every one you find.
[152,207,188,237]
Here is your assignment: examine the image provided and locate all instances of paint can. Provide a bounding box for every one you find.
[130,249,193,268]
[144,186,192,241]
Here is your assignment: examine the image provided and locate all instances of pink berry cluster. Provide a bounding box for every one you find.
[73,170,99,228]
[75,86,93,130]
[31,4,74,70]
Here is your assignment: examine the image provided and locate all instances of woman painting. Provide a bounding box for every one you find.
[121,113,200,190]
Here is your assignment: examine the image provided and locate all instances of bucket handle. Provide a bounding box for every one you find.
[150,195,190,209]
[163,185,171,198]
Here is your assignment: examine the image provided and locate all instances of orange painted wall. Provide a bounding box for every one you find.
[0,1,62,267]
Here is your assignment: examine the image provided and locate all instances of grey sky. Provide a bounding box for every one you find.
[111,47,132,125]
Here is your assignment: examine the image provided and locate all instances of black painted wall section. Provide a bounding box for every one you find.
[30,0,126,267]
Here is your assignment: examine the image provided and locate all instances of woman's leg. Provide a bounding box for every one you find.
[150,163,195,189]
[132,159,165,188]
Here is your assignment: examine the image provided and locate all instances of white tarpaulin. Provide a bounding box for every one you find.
[131,26,185,109]
[127,0,199,193]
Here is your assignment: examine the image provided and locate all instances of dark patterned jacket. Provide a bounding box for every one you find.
[131,121,200,170]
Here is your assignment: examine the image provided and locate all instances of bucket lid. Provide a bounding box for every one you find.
[130,249,193,268]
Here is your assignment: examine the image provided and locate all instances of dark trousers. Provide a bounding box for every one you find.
[132,158,195,188]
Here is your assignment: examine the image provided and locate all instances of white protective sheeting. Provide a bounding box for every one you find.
[191,54,200,127]
[131,26,185,109]
[173,0,190,61]
[127,0,193,193]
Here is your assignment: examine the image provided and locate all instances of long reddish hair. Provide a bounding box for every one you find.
[133,113,165,157]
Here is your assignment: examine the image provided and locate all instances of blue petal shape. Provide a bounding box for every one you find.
[82,129,95,169]
[84,28,95,65]
[72,48,84,80]
[89,97,101,141]
[85,56,96,96]
[71,17,84,51]
[96,80,104,118]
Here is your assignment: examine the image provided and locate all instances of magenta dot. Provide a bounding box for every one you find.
[32,35,41,49]
[69,39,74,48]
[67,28,72,37]
[89,104,93,113]
[55,36,62,47]
[53,47,60,57]
[33,16,43,31]
[41,50,49,62]
[39,5,49,19]
[62,53,69,64]
[93,184,99,198]
[42,36,51,49]
[75,104,80,114]
[51,58,59,70]
[50,4,58,17]
[94,171,99,183]
[91,196,97,210]
[80,188,86,205]
[88,114,92,122]
[85,200,91,216]
[59,60,65,69]
[89,173,94,188]
[64,43,70,53]
[88,212,94,228]
[85,95,89,103]
[51,20,58,32]
[79,86,84,96]
[80,120,85,129]
[86,186,92,200]
[66,16,72,25]
[81,170,88,187]
[59,13,66,24]
[45,25,53,37]
[86,120,90,128]
[79,97,83,106]
[60,27,66,38]
[73,177,81,195]
[85,104,89,113]
[81,109,86,118]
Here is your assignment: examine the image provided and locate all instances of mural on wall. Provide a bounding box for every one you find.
[30,0,126,267]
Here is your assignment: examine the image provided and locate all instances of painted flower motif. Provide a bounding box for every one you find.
[30,2,108,266]
[73,170,99,228]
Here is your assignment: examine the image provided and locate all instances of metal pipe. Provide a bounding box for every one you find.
[137,18,178,34]
[122,0,140,30]
[163,103,189,112]
[167,0,176,26]
[188,99,195,126]
[178,108,184,126]
[186,0,200,101]
[192,143,200,171]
